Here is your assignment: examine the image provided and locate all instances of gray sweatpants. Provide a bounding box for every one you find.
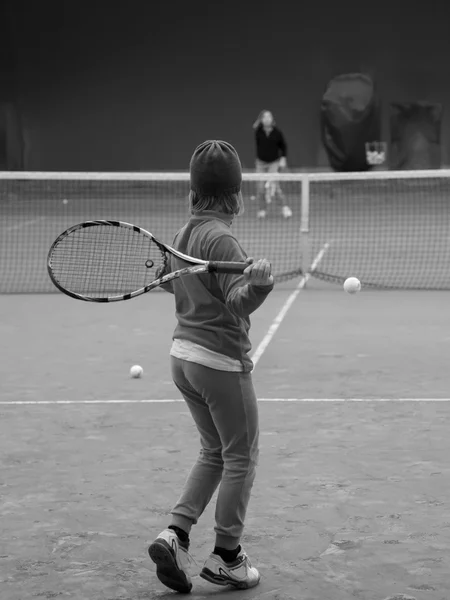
[169,356,259,549]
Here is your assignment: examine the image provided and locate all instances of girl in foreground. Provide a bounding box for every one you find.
[148,140,274,593]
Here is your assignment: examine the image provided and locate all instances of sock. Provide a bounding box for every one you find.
[168,525,189,548]
[213,545,241,563]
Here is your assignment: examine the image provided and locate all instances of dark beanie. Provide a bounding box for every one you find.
[190,140,242,196]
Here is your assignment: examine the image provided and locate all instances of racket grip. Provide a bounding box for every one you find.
[208,261,247,274]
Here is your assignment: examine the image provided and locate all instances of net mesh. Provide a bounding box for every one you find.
[309,172,450,289]
[1,170,450,293]
[0,174,303,293]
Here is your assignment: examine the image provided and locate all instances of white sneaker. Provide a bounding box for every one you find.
[148,528,193,593]
[282,205,293,218]
[200,548,260,589]
[257,209,267,219]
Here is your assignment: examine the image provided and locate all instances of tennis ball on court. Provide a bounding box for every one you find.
[130,365,143,379]
[343,277,361,294]
[62,199,68,204]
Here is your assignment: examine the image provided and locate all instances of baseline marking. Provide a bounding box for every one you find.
[1,398,449,405]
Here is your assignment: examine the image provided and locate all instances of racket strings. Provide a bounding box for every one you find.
[50,226,166,297]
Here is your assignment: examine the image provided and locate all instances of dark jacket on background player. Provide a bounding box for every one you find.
[254,125,287,163]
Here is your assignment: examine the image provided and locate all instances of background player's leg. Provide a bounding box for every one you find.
[267,160,292,218]
[256,159,269,218]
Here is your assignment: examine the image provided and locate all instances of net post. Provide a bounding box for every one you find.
[300,174,310,285]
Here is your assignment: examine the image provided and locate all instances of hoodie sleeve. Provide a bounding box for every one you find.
[206,233,274,318]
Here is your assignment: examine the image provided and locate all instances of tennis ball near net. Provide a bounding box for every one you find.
[343,277,361,294]
[130,365,143,378]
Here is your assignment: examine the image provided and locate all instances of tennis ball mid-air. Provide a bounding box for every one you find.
[130,365,143,378]
[343,277,361,294]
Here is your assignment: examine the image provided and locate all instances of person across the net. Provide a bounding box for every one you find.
[253,109,292,219]
[148,140,274,593]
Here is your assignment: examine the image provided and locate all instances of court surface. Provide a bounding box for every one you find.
[1,281,450,599]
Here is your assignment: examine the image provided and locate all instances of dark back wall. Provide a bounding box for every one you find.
[4,0,450,170]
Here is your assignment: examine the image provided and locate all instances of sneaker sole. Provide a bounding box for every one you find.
[200,567,260,590]
[148,540,192,594]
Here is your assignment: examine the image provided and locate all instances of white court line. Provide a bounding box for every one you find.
[251,243,330,368]
[0,398,450,405]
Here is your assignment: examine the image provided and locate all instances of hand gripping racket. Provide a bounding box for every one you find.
[47,220,248,302]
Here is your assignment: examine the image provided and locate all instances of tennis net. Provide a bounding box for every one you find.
[1,170,450,293]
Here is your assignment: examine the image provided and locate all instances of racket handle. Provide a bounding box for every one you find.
[207,261,247,274]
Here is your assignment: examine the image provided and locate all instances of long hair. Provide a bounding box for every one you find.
[189,190,244,216]
[252,109,276,130]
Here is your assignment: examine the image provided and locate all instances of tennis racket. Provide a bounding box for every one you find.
[47,220,248,303]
